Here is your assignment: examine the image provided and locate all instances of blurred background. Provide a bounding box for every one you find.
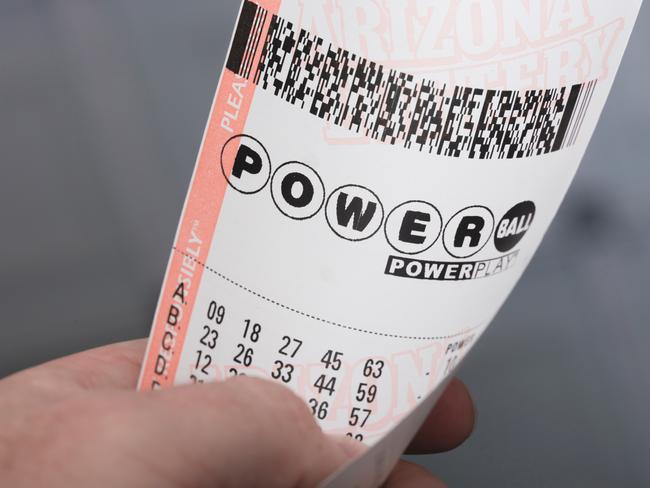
[1,1,648,486]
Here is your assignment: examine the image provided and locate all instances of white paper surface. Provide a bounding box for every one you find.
[138,1,642,486]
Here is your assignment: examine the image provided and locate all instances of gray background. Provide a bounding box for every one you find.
[1,1,648,486]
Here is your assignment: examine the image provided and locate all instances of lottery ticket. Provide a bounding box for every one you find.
[138,1,642,486]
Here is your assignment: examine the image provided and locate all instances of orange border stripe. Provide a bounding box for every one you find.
[139,0,281,390]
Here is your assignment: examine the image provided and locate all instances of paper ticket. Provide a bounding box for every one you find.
[138,1,642,486]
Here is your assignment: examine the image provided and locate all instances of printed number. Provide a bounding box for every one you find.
[308,398,329,420]
[199,325,219,349]
[279,336,303,358]
[271,360,294,383]
[444,355,459,375]
[189,374,204,384]
[313,374,337,396]
[321,350,343,371]
[355,383,377,403]
[228,368,246,377]
[243,319,262,342]
[363,359,385,379]
[346,433,364,442]
[234,344,253,366]
[207,301,225,324]
[194,350,212,375]
[348,407,372,428]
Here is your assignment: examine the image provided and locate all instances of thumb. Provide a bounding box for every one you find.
[90,377,363,487]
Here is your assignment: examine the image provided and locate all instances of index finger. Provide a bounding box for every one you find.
[406,377,476,454]
[0,339,146,405]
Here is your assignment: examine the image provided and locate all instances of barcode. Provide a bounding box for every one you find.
[227,1,596,160]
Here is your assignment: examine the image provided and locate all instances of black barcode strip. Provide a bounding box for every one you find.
[569,79,597,147]
[240,6,266,79]
[568,82,588,147]
[250,9,268,77]
[555,84,582,151]
[228,2,597,160]
[580,81,598,140]
[225,0,259,76]
[238,9,258,79]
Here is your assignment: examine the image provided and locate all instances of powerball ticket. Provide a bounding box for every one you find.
[138,1,642,486]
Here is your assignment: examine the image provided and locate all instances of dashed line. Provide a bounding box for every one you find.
[173,247,481,341]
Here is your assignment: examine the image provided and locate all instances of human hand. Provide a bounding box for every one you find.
[0,339,474,487]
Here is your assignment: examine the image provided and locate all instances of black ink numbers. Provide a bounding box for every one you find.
[233,344,254,366]
[308,398,329,420]
[321,350,343,370]
[363,359,385,379]
[195,350,212,375]
[207,301,225,324]
[348,407,372,428]
[232,319,262,373]
[271,360,295,383]
[191,301,227,382]
[355,383,377,403]
[243,319,262,342]
[200,325,219,349]
[271,336,302,385]
[279,336,303,358]
[313,374,337,396]
[347,357,386,439]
